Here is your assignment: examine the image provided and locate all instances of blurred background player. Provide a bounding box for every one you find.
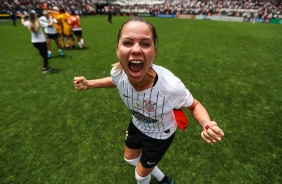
[68,10,85,49]
[48,7,65,48]
[57,8,75,49]
[8,5,17,26]
[20,11,52,73]
[39,10,64,58]
[107,8,112,24]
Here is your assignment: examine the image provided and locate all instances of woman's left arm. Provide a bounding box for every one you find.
[187,98,224,144]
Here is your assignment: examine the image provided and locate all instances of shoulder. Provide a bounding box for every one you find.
[23,21,30,27]
[153,64,179,82]
[111,65,125,85]
[39,16,47,21]
[111,65,123,77]
[153,64,185,92]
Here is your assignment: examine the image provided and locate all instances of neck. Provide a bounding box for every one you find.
[131,67,156,91]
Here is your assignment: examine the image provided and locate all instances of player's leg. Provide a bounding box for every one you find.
[33,42,50,72]
[56,26,65,48]
[124,121,174,183]
[71,33,76,48]
[138,131,175,184]
[46,36,51,58]
[74,30,85,48]
[53,34,64,56]
[124,147,171,184]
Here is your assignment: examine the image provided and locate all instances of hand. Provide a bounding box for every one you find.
[19,13,25,18]
[74,77,88,90]
[201,121,224,144]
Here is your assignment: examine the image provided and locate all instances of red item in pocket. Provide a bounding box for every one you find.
[173,109,189,130]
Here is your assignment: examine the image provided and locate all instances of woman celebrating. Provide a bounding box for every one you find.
[20,10,53,73]
[74,17,224,184]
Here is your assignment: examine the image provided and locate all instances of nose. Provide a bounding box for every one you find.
[131,43,141,54]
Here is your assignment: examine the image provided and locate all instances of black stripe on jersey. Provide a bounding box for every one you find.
[131,87,134,108]
[142,93,145,114]
[157,96,166,139]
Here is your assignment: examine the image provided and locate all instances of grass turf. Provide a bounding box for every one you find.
[1,16,281,184]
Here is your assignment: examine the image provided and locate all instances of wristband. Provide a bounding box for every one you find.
[204,124,210,130]
[201,121,210,130]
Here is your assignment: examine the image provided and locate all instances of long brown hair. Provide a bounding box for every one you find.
[28,11,40,33]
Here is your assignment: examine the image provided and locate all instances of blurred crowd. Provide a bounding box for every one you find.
[1,0,96,16]
[1,0,281,19]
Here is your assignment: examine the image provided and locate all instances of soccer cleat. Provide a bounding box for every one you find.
[59,51,64,56]
[42,68,51,73]
[48,53,52,58]
[80,44,85,48]
[159,176,174,184]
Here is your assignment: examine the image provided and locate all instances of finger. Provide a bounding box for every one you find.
[201,131,212,144]
[74,77,83,84]
[211,126,224,136]
[206,128,218,138]
[202,130,223,143]
[201,131,214,144]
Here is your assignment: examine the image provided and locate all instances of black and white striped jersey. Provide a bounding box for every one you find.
[111,64,193,139]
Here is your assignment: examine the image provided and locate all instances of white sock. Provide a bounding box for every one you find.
[58,49,62,52]
[135,168,151,184]
[80,39,84,45]
[151,166,165,181]
[48,51,51,54]
[124,156,165,182]
[124,156,140,166]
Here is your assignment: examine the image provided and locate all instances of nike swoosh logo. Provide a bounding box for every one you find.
[147,161,155,165]
[123,94,131,98]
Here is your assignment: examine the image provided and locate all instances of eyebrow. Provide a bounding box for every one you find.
[122,37,152,42]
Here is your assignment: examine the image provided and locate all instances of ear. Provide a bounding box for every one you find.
[116,44,119,56]
[154,47,157,59]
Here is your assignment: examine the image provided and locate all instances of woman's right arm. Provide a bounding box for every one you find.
[20,14,25,25]
[74,76,116,90]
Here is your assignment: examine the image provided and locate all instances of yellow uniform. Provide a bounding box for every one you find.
[48,11,63,34]
[57,12,72,36]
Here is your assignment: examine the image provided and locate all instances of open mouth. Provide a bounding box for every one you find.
[128,60,144,74]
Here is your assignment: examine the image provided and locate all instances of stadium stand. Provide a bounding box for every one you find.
[1,0,281,22]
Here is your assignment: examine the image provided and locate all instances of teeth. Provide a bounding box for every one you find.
[130,60,142,64]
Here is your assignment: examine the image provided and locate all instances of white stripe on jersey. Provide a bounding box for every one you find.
[111,64,193,139]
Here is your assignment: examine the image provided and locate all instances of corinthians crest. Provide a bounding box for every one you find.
[144,100,156,112]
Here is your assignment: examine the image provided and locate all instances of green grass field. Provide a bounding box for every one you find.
[1,16,281,184]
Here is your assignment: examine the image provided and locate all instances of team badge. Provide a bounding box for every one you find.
[134,99,142,110]
[144,100,156,112]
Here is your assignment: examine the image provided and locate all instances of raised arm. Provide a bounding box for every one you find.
[187,98,224,144]
[74,76,116,90]
[48,16,54,26]
[20,14,26,25]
